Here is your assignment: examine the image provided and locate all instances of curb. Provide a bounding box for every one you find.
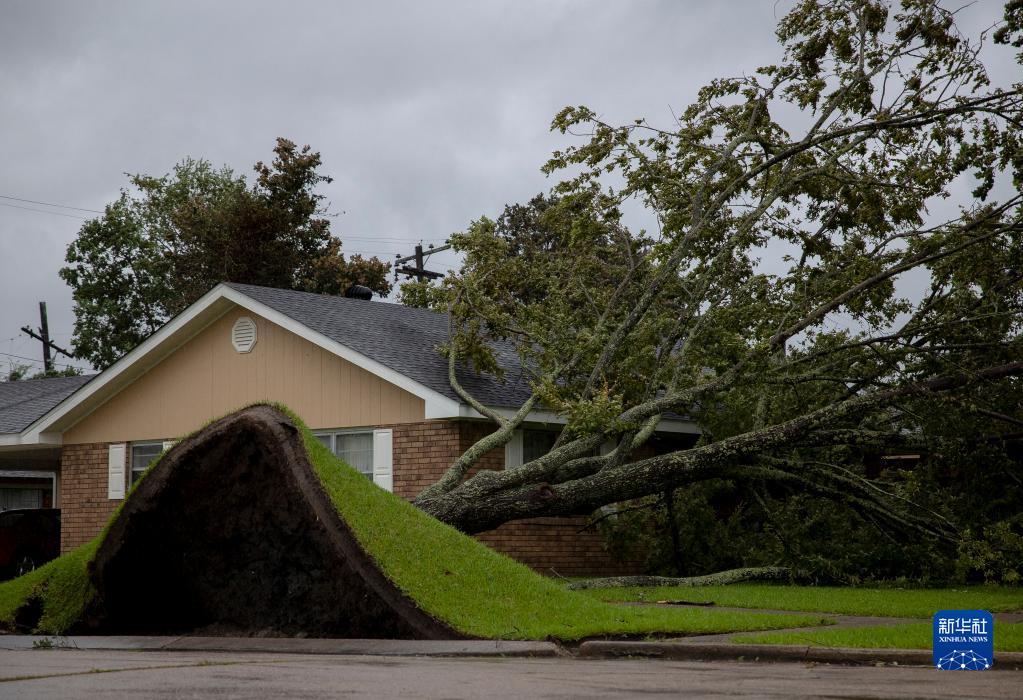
[578,641,1023,670]
[0,636,560,658]
[160,638,562,658]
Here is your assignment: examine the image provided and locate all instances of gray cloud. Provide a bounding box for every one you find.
[0,0,1015,374]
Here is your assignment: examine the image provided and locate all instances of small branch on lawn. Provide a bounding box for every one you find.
[567,566,792,590]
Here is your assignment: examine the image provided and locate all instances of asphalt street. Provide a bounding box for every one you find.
[1,649,1021,699]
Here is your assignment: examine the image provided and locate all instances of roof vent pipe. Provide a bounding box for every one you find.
[344,284,373,301]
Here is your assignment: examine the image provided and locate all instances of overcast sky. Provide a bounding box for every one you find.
[0,1,1016,376]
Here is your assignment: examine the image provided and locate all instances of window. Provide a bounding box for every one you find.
[0,490,43,511]
[0,471,57,510]
[523,430,558,464]
[314,429,393,491]
[315,430,374,479]
[505,428,560,469]
[130,442,163,486]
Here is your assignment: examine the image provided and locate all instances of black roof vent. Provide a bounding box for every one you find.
[344,284,373,301]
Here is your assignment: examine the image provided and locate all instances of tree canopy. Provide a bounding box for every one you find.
[410,0,1023,580]
[61,138,391,369]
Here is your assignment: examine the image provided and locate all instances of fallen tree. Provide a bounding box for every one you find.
[405,0,1023,572]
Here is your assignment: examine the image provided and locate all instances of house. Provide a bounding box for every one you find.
[0,283,699,575]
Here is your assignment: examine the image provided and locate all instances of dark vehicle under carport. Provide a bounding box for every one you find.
[0,508,60,580]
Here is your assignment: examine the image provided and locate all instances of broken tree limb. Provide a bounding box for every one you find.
[566,566,792,590]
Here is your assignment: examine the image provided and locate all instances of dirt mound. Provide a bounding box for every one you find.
[85,405,463,639]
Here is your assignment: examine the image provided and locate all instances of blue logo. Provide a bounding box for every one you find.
[933,610,993,670]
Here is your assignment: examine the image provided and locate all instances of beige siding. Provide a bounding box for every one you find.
[64,308,425,444]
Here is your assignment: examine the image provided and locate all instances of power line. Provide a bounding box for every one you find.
[0,218,443,250]
[344,250,401,258]
[0,351,90,372]
[0,201,90,220]
[342,235,446,243]
[0,194,103,214]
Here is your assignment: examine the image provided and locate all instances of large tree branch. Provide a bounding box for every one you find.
[420,362,1023,532]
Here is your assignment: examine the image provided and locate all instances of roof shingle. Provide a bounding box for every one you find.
[226,283,534,408]
[0,375,94,434]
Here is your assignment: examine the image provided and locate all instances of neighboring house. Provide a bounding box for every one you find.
[0,283,698,575]
[0,375,92,511]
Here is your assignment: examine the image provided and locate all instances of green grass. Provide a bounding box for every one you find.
[0,403,829,639]
[0,539,98,633]
[734,622,1023,652]
[296,412,826,639]
[585,584,1023,619]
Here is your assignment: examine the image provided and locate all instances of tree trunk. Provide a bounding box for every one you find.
[662,488,685,576]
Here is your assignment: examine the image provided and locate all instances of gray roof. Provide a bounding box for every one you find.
[227,283,534,408]
[0,375,95,435]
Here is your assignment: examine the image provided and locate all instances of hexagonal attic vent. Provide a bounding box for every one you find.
[231,317,257,353]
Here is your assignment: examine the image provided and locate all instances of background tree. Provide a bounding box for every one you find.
[2,364,83,381]
[2,363,31,382]
[408,0,1023,581]
[61,138,391,369]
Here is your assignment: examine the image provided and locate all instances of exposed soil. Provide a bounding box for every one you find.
[85,405,464,640]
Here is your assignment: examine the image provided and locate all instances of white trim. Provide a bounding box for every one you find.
[0,470,57,480]
[504,429,523,470]
[461,405,701,435]
[372,429,393,492]
[0,432,62,448]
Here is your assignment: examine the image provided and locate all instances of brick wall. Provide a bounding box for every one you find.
[391,419,639,576]
[475,518,637,576]
[389,420,463,500]
[59,443,119,553]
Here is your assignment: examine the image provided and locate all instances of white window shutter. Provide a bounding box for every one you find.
[107,444,126,500]
[372,429,393,492]
[162,440,176,453]
[504,430,523,470]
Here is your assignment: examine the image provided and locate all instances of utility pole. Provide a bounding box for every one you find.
[394,242,451,282]
[20,302,73,372]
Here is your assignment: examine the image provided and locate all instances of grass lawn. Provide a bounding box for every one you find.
[300,414,827,639]
[0,540,98,634]
[734,622,1023,652]
[0,403,829,640]
[584,584,1023,619]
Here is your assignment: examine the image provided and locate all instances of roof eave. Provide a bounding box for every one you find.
[459,404,701,434]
